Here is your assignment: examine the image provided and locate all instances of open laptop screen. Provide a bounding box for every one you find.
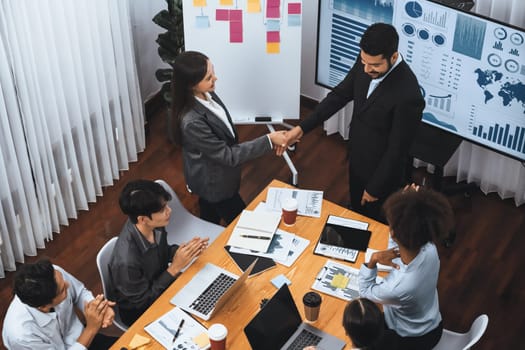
[244,284,302,350]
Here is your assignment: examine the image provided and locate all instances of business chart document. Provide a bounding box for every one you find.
[265,187,323,217]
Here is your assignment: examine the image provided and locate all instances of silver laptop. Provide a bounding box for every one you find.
[244,284,346,350]
[170,260,256,321]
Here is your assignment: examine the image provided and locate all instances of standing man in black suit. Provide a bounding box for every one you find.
[282,23,424,222]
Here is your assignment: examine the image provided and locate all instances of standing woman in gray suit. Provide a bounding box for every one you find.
[171,51,286,225]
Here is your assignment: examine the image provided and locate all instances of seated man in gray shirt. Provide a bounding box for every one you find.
[109,180,208,326]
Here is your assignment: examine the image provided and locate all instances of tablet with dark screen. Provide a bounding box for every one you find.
[313,215,371,262]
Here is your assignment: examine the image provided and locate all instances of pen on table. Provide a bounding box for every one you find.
[240,234,271,240]
[173,319,185,341]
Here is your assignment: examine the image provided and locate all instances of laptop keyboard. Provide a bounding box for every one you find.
[286,329,322,350]
[189,273,236,315]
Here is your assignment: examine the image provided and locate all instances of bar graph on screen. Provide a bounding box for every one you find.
[471,122,525,154]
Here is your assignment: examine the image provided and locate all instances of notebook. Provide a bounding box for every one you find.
[224,245,276,276]
[244,284,346,350]
[314,215,371,263]
[226,209,281,252]
[170,260,256,321]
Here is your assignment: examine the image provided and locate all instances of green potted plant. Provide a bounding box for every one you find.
[153,0,185,106]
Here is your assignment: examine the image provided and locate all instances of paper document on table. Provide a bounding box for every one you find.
[144,306,209,349]
[227,210,281,252]
[311,260,382,301]
[266,187,323,217]
[229,229,293,261]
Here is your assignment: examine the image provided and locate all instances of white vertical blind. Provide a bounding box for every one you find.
[0,0,145,278]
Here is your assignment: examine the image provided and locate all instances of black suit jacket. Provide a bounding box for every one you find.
[301,60,424,198]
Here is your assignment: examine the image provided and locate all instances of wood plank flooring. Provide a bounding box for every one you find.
[0,103,523,349]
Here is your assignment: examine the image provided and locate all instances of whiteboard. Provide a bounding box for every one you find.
[182,0,302,123]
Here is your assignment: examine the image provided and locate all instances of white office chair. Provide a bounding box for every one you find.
[96,237,128,332]
[433,314,489,350]
[155,179,224,246]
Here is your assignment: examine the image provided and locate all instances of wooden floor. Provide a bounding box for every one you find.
[0,102,523,349]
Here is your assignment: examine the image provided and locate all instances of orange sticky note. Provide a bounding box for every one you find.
[247,2,261,13]
[220,0,234,5]
[267,42,280,54]
[193,0,206,6]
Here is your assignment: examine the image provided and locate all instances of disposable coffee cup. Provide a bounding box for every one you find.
[282,197,298,226]
[208,323,227,350]
[303,291,322,322]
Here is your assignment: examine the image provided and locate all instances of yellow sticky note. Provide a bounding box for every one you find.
[331,273,350,289]
[193,0,206,7]
[220,0,234,5]
[129,334,150,350]
[267,42,280,54]
[193,332,210,348]
[247,2,261,13]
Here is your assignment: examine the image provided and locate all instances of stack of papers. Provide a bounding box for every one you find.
[227,210,281,252]
[144,306,209,349]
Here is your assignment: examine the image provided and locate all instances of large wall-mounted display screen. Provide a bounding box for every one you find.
[316,0,525,161]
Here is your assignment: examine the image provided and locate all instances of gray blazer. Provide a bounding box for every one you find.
[181,92,272,202]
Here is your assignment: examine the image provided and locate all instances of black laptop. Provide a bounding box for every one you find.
[244,284,346,350]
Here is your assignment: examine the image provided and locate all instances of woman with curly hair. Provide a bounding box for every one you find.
[359,184,454,350]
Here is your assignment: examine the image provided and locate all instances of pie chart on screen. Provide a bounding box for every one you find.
[405,1,423,18]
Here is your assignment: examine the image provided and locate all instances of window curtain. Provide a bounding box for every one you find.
[440,0,525,206]
[0,0,145,278]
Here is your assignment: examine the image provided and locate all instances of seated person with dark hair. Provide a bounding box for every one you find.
[342,298,396,350]
[304,298,393,350]
[109,179,209,326]
[359,184,454,350]
[2,259,116,350]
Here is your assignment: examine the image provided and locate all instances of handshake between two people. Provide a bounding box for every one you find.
[267,126,304,156]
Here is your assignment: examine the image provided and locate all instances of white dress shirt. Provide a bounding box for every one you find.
[195,92,236,138]
[366,54,403,98]
[2,265,95,350]
[195,92,273,147]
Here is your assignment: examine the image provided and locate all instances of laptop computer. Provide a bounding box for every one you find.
[170,259,256,321]
[244,284,346,350]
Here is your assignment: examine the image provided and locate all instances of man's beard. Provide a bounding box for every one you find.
[367,59,393,79]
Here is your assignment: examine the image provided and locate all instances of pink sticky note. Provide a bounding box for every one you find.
[267,6,280,18]
[230,20,243,33]
[230,9,242,21]
[230,31,243,43]
[216,9,229,21]
[267,31,280,43]
[267,0,280,6]
[288,3,301,15]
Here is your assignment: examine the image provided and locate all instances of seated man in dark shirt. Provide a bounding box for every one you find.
[109,179,209,326]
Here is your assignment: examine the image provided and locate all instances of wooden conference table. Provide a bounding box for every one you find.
[110,179,390,350]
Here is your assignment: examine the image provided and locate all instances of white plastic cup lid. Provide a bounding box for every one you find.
[282,197,298,211]
[208,323,228,341]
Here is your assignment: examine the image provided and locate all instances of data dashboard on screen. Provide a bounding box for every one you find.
[316,0,525,161]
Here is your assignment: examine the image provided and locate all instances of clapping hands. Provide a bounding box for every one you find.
[169,237,209,275]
